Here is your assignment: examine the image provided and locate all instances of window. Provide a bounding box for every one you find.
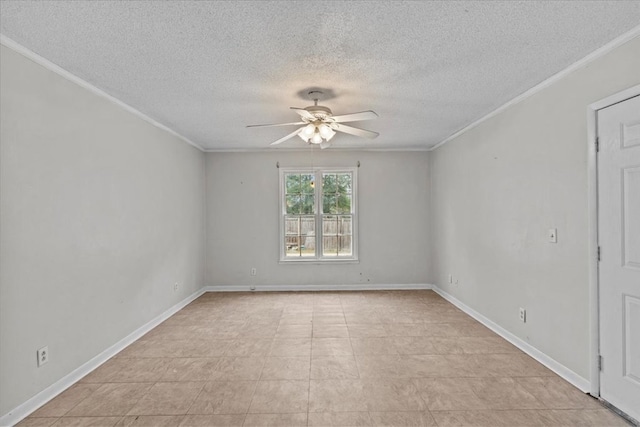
[280,167,357,262]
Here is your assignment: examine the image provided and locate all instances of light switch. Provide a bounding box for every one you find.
[548,228,557,243]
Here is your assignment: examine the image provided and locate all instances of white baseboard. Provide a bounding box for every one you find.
[204,283,433,292]
[431,286,591,392]
[0,288,205,427]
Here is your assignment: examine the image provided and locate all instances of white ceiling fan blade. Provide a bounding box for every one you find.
[331,110,378,123]
[270,128,303,146]
[331,123,379,139]
[320,141,332,150]
[290,107,316,121]
[247,121,305,128]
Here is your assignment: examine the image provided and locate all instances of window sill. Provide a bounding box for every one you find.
[279,258,360,265]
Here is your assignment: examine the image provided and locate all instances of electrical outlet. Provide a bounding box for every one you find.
[37,346,49,367]
[548,228,557,243]
[448,274,453,284]
[174,282,179,292]
[250,268,257,276]
[519,308,526,323]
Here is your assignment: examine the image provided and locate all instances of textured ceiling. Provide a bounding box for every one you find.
[1,1,639,150]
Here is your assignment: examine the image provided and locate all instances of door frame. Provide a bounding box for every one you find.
[587,83,640,398]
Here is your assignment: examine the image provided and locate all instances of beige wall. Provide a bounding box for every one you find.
[205,150,431,288]
[430,36,640,380]
[0,45,206,415]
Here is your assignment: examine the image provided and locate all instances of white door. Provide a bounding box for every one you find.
[598,94,640,421]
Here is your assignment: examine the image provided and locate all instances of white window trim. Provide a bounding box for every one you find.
[279,167,359,264]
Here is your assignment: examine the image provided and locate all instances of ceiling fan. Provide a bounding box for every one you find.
[247,90,379,149]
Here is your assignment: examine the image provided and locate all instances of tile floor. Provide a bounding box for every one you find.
[18,291,630,426]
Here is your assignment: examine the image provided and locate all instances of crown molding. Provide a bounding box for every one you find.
[0,34,205,152]
[429,25,640,152]
[204,146,431,153]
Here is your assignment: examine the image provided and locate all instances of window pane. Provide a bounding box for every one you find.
[323,194,336,214]
[339,216,352,235]
[336,194,351,214]
[285,216,300,236]
[322,215,352,257]
[323,215,337,236]
[338,235,352,256]
[285,215,315,257]
[300,174,315,194]
[285,236,301,257]
[300,195,314,214]
[323,236,338,256]
[286,195,301,214]
[322,174,337,194]
[337,173,352,194]
[285,174,301,194]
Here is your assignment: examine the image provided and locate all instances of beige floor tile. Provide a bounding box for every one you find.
[515,377,602,409]
[362,379,426,411]
[310,356,360,379]
[236,323,279,338]
[412,378,488,411]
[431,337,520,355]
[344,312,382,325]
[260,357,310,380]
[417,323,464,337]
[393,337,438,355]
[431,410,553,427]
[544,409,632,426]
[242,413,307,427]
[279,315,313,326]
[83,358,171,383]
[26,291,629,427]
[378,312,422,324]
[369,411,437,426]
[347,324,388,338]
[309,380,368,413]
[350,338,398,355]
[211,357,265,381]
[448,322,497,338]
[307,411,372,426]
[224,339,273,356]
[31,384,101,417]
[383,323,427,337]
[473,354,555,377]
[468,377,545,409]
[188,381,256,414]
[127,382,204,415]
[66,383,152,416]
[269,338,311,356]
[161,358,221,381]
[313,323,350,338]
[115,415,184,426]
[16,418,59,427]
[179,414,244,426]
[312,338,353,357]
[357,354,451,378]
[51,417,121,426]
[313,314,347,325]
[275,324,312,337]
[142,325,201,341]
[248,380,309,413]
[198,326,241,340]
[421,311,471,323]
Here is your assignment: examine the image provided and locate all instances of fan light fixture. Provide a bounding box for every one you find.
[298,122,336,144]
[247,90,379,149]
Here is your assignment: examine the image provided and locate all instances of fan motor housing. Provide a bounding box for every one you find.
[304,105,332,119]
